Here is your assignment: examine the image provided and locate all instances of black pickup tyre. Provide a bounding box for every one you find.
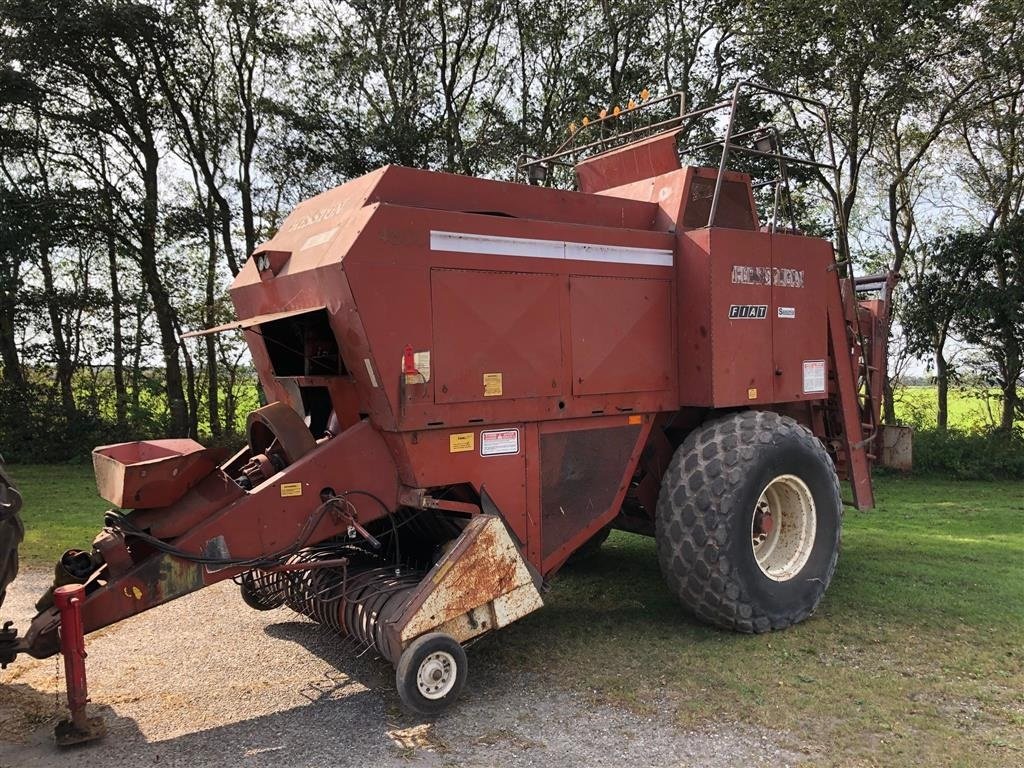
[655,411,842,633]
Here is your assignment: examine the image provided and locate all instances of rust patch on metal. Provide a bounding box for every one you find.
[155,555,205,603]
[397,517,543,643]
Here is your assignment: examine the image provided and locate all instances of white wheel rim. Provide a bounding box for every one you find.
[416,650,457,700]
[751,474,816,582]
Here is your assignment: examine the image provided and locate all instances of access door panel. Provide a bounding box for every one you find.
[570,275,673,396]
[770,234,829,402]
[432,269,563,403]
[709,228,774,406]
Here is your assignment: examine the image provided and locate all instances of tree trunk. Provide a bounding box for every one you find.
[130,302,145,418]
[935,349,949,431]
[107,223,127,429]
[138,148,188,436]
[882,375,896,424]
[37,246,76,417]
[999,346,1020,432]
[222,358,237,436]
[177,320,199,440]
[96,143,127,428]
[1001,387,1018,431]
[205,197,222,438]
[0,298,25,390]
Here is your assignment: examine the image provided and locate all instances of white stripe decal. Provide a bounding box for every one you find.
[429,230,673,267]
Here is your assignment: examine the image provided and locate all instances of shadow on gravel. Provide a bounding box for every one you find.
[0,689,445,768]
[263,620,396,701]
[261,616,531,710]
[0,683,144,766]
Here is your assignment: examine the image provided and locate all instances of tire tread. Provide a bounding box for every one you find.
[655,411,841,633]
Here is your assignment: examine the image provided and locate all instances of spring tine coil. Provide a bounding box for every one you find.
[240,542,423,662]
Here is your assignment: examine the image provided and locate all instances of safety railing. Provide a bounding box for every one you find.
[520,81,845,244]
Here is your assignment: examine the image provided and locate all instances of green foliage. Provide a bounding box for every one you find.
[902,229,986,359]
[0,368,259,463]
[892,384,1024,479]
[902,217,1024,430]
[910,427,1024,480]
[0,380,121,464]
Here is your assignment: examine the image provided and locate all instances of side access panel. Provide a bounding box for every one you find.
[569,275,674,396]
[432,268,564,404]
[537,415,651,574]
[678,228,774,407]
[770,233,830,403]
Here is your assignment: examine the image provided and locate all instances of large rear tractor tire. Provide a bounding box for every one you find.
[0,458,24,611]
[655,411,841,633]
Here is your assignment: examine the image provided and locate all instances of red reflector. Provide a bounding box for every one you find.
[403,345,417,375]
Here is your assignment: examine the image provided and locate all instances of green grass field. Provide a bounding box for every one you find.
[496,478,1024,767]
[895,385,1021,431]
[6,465,1023,766]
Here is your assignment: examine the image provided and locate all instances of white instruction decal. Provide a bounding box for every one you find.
[803,360,826,394]
[480,428,520,457]
[413,350,431,382]
[777,306,796,319]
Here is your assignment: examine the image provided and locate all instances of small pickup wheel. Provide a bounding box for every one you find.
[396,632,467,716]
[655,411,842,633]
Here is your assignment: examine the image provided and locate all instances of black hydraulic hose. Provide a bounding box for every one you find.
[337,490,401,569]
[103,499,334,569]
[103,488,402,571]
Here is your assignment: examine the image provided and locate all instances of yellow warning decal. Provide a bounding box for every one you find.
[483,372,503,397]
[627,414,642,425]
[449,432,474,453]
[747,388,758,400]
[280,482,303,497]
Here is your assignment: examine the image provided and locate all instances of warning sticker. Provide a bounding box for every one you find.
[449,432,474,453]
[803,360,826,394]
[401,350,431,383]
[413,351,431,381]
[483,372,503,397]
[481,428,520,456]
[280,482,303,497]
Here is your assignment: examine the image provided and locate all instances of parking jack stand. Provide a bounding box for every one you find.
[53,584,106,746]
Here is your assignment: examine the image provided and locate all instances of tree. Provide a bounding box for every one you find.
[953,218,1024,431]
[902,232,986,429]
[1,0,191,436]
[954,0,1024,231]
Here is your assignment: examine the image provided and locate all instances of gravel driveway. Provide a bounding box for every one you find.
[1,568,804,768]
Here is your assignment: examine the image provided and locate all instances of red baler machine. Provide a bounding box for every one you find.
[1,82,897,742]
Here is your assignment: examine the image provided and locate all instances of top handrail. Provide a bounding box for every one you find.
[519,80,845,254]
